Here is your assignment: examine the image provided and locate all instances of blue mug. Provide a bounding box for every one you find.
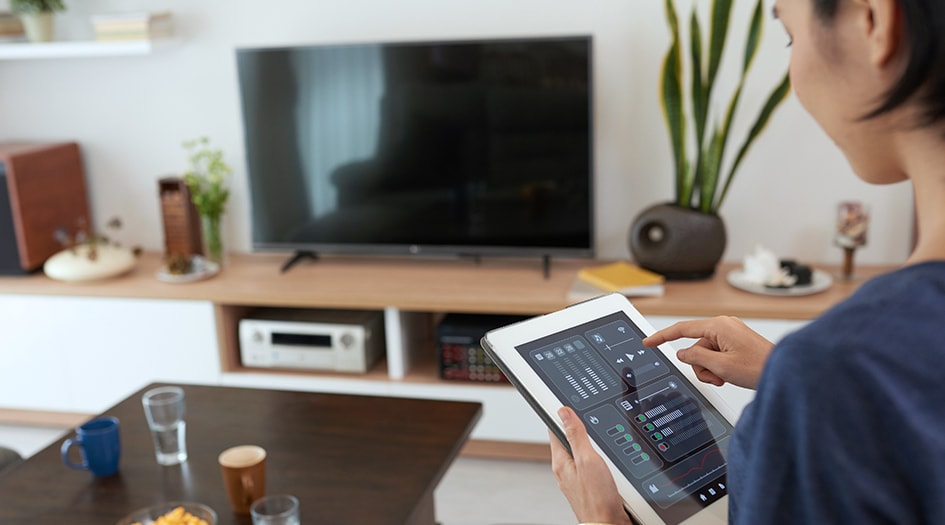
[60,416,121,477]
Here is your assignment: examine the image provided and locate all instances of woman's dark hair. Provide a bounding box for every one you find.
[813,0,945,126]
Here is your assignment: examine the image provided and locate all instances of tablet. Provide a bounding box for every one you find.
[481,293,735,525]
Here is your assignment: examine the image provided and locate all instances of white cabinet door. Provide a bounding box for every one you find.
[0,295,219,413]
[0,295,73,411]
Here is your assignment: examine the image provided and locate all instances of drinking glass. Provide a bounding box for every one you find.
[250,494,300,525]
[141,386,187,465]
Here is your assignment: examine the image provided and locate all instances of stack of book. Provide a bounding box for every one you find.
[90,11,172,42]
[568,260,665,302]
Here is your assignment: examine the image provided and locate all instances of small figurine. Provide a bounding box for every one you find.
[834,201,870,279]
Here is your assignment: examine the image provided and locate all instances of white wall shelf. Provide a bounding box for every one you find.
[0,39,163,60]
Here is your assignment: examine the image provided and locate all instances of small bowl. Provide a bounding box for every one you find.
[116,501,217,525]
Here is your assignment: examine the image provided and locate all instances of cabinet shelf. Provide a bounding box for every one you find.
[0,38,165,60]
[0,252,887,454]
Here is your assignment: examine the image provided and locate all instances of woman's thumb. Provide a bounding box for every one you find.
[559,407,591,450]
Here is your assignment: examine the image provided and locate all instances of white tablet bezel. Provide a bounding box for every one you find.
[481,292,736,525]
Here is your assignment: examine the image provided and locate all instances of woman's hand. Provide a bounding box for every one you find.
[550,407,633,525]
[643,316,774,390]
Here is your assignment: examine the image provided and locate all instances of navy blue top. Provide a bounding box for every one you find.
[729,262,945,524]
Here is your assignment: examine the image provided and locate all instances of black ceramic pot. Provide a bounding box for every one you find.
[628,202,727,280]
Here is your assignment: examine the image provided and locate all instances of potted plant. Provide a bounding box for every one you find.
[9,0,65,42]
[182,136,232,267]
[629,0,791,279]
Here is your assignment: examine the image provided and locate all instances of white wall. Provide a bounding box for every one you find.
[0,0,914,266]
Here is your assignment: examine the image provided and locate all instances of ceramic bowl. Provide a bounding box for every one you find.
[116,501,217,525]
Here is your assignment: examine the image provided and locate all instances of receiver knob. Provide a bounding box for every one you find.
[339,332,355,349]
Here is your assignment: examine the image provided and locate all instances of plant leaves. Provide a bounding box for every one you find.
[743,0,764,74]
[182,136,232,217]
[700,127,724,213]
[690,11,706,146]
[707,0,733,96]
[702,81,744,210]
[661,0,688,205]
[715,73,792,211]
[689,10,707,209]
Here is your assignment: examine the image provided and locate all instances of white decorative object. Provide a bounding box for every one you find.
[43,244,136,282]
[741,245,795,287]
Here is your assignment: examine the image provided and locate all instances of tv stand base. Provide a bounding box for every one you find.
[280,251,319,273]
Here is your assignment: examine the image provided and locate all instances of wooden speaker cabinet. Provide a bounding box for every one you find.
[158,177,203,257]
[0,142,91,274]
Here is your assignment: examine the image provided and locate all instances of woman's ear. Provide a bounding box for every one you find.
[862,0,903,67]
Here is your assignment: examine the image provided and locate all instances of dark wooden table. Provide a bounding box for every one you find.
[0,383,482,525]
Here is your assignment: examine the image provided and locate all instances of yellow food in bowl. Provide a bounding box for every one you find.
[131,506,210,525]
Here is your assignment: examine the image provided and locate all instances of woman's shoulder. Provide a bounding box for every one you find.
[847,260,945,305]
[767,261,945,380]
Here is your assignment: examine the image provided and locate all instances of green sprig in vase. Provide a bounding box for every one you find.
[182,137,231,267]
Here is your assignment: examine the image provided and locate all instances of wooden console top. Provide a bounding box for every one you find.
[0,251,896,320]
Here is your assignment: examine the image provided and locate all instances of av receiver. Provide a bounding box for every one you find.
[239,308,384,373]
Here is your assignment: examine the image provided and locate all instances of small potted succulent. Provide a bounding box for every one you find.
[9,0,65,42]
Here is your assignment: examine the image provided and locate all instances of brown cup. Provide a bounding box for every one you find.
[218,445,267,514]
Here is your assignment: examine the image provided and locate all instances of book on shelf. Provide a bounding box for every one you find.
[90,11,172,42]
[568,261,665,302]
[0,11,24,41]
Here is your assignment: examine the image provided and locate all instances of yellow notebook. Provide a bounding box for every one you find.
[576,261,665,297]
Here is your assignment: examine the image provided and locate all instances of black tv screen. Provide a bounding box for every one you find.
[236,35,594,260]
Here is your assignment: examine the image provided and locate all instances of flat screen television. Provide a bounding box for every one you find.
[235,35,594,268]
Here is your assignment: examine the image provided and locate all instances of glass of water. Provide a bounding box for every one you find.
[250,494,300,525]
[141,386,187,465]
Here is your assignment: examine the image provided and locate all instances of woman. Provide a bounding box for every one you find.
[551,0,945,523]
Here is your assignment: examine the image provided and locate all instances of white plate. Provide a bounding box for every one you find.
[727,268,833,296]
[156,256,220,284]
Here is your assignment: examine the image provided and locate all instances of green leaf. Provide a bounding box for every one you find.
[715,73,792,211]
[661,0,688,206]
[743,0,764,74]
[665,0,680,35]
[706,0,734,96]
[689,11,707,210]
[700,127,724,213]
[690,11,706,147]
[707,81,744,204]
[697,0,733,210]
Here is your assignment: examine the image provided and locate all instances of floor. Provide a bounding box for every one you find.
[0,423,577,525]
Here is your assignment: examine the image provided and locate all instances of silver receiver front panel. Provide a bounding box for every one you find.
[239,309,385,373]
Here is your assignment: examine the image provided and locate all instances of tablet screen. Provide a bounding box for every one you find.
[515,311,732,524]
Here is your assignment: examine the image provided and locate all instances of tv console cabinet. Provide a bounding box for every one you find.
[0,252,890,459]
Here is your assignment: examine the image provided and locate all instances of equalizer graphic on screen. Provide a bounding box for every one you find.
[529,337,625,410]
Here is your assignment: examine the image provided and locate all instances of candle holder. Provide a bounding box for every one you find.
[834,201,869,280]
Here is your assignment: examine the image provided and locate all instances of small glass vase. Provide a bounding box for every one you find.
[200,213,225,267]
